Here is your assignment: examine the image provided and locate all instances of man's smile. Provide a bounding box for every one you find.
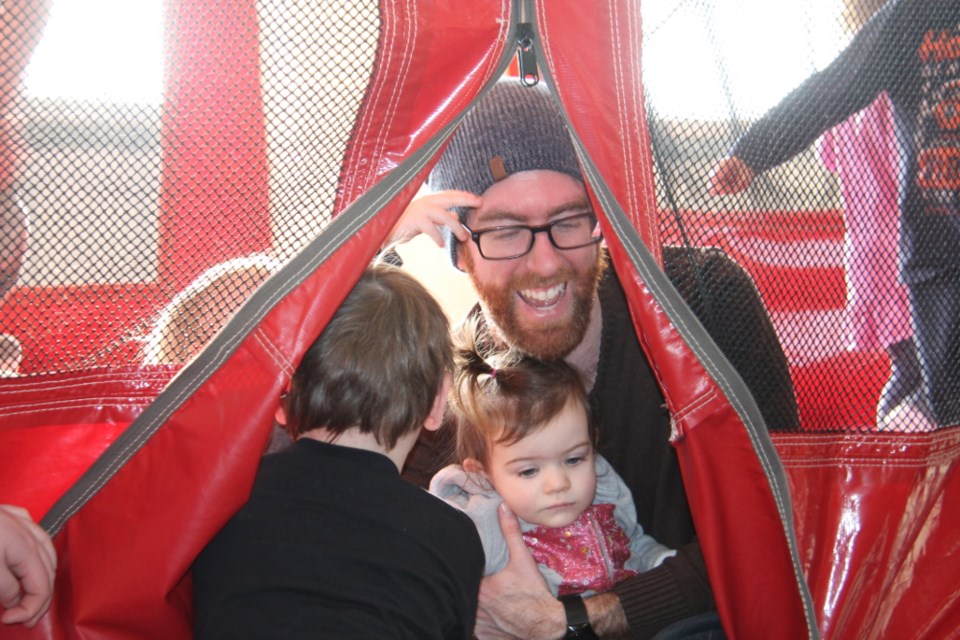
[517,283,567,309]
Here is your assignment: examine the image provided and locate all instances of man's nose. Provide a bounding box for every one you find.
[524,229,563,275]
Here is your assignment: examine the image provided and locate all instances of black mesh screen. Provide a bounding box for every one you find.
[1,1,378,373]
[644,0,958,433]
[2,0,956,437]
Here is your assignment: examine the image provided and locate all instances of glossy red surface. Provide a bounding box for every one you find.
[2,1,959,638]
[775,430,960,639]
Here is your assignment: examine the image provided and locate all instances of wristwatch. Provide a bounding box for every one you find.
[559,594,599,639]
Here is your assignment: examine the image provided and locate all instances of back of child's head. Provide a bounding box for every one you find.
[285,263,452,449]
[450,317,594,464]
[144,254,283,365]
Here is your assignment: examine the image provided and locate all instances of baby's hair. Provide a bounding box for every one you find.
[450,317,595,465]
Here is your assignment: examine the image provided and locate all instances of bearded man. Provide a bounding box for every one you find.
[398,79,793,639]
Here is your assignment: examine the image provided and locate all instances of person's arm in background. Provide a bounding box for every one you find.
[709,156,756,196]
[709,0,900,195]
[0,505,56,628]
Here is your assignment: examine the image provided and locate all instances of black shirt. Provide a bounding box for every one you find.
[193,438,484,639]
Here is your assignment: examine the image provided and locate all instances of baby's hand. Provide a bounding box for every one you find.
[386,190,480,248]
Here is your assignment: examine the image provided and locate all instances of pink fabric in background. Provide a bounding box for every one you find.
[818,92,912,351]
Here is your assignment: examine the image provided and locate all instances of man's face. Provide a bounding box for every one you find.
[459,170,604,359]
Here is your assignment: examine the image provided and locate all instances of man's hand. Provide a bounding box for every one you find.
[474,503,565,640]
[0,505,57,627]
[385,190,480,249]
[708,156,755,196]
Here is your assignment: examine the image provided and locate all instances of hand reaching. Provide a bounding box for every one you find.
[0,505,56,628]
[708,156,755,196]
[474,503,565,640]
[385,190,480,249]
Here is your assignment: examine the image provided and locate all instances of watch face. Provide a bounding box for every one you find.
[565,625,598,640]
[560,594,597,639]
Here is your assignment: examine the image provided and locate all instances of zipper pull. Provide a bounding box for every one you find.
[516,22,539,87]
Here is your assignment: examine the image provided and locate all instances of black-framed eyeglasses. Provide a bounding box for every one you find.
[461,212,603,260]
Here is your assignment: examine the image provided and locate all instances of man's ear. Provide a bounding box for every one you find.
[463,457,485,475]
[423,372,452,432]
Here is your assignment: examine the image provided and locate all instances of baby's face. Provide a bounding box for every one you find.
[484,400,597,528]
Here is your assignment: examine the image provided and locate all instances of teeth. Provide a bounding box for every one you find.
[520,283,565,303]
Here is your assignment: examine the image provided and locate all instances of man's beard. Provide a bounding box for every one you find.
[467,250,607,360]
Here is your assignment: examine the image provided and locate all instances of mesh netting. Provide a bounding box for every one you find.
[1,0,957,438]
[644,0,959,434]
[0,0,378,372]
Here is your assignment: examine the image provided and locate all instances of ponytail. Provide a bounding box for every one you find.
[448,316,594,465]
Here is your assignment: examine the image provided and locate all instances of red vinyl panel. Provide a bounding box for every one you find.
[0,366,173,521]
[333,0,513,223]
[537,0,662,266]
[0,2,512,638]
[539,2,813,636]
[775,431,960,639]
[3,0,960,638]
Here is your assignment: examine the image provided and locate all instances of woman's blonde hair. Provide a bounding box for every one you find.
[144,254,283,365]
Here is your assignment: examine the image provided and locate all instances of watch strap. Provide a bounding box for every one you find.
[559,594,598,639]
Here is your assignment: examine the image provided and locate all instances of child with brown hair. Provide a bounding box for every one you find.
[430,319,675,598]
[193,263,484,639]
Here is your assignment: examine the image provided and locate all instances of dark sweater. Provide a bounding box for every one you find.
[600,246,797,635]
[405,247,795,637]
[591,258,713,637]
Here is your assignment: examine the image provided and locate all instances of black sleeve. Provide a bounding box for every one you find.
[614,542,713,639]
[731,0,904,173]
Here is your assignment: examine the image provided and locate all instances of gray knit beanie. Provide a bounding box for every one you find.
[427,79,583,268]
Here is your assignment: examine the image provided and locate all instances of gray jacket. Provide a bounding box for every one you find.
[429,454,676,596]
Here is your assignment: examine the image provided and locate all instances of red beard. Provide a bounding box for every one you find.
[467,251,606,360]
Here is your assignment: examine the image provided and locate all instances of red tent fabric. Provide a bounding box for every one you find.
[2,1,959,639]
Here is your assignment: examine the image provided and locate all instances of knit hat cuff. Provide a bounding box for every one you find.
[427,80,583,269]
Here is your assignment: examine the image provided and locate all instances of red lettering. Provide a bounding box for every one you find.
[919,30,960,63]
[918,145,960,190]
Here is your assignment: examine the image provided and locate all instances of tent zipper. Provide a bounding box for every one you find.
[516,0,539,86]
